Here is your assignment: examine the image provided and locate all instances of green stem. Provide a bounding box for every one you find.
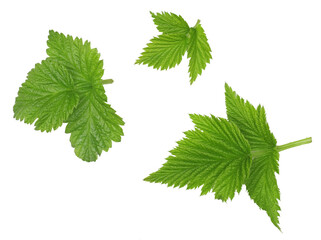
[102,79,113,85]
[194,19,201,28]
[276,137,312,152]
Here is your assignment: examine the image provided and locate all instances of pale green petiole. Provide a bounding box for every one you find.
[251,137,312,159]
[276,137,312,152]
[102,79,113,85]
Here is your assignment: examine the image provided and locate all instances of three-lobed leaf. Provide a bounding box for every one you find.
[14,30,124,162]
[145,83,296,230]
[145,114,252,202]
[136,11,212,84]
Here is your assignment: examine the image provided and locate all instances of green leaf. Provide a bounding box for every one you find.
[136,12,212,84]
[225,83,281,230]
[13,30,124,162]
[187,22,212,84]
[135,34,188,70]
[145,83,311,230]
[145,114,252,202]
[46,30,124,162]
[150,11,190,35]
[13,59,79,132]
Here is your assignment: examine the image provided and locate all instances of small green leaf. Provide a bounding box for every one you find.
[145,114,252,202]
[14,59,79,132]
[136,12,212,84]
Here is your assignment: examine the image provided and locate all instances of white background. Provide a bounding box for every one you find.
[0,0,320,239]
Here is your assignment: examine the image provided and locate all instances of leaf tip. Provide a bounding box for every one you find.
[189,76,197,85]
[189,113,201,124]
[194,19,201,28]
[143,175,153,183]
[150,11,156,18]
[135,58,142,65]
[224,82,232,92]
[48,29,58,38]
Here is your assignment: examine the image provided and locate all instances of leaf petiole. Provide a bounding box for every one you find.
[276,137,312,152]
[194,19,201,28]
[102,79,113,85]
[251,149,273,159]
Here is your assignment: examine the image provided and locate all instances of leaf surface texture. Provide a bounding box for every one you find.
[145,115,252,201]
[187,24,212,84]
[225,83,281,229]
[14,59,79,132]
[136,12,212,83]
[14,30,124,162]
